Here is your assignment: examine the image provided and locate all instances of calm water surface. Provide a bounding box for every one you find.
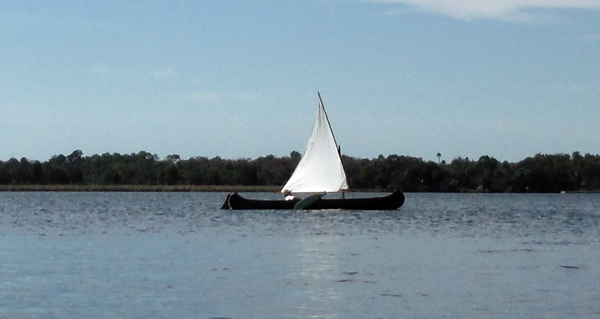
[1,192,599,319]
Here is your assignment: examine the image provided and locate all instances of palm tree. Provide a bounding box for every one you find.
[436,153,441,164]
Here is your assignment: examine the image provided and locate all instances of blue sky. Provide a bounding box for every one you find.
[1,0,599,163]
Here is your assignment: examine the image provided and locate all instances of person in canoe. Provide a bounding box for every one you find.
[283,189,299,201]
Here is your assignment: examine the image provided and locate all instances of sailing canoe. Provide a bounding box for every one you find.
[223,189,405,210]
[222,93,405,210]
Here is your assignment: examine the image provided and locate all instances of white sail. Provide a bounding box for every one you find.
[281,93,349,193]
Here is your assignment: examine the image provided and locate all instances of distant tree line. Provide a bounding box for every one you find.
[1,150,600,193]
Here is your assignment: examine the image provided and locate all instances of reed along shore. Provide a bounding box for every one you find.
[0,185,281,192]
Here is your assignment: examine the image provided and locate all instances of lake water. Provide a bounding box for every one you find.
[1,192,599,319]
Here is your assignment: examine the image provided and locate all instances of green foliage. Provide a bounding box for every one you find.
[1,150,600,193]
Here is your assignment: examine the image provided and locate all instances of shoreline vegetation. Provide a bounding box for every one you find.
[2,150,600,193]
[0,184,281,192]
[2,184,598,193]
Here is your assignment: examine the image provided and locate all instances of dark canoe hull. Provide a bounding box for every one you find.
[223,190,405,210]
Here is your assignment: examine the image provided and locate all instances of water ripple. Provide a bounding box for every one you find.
[0,192,599,242]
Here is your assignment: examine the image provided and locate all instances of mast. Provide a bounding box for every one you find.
[317,91,346,175]
[317,92,340,149]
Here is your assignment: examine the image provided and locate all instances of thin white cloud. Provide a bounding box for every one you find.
[374,0,600,21]
[552,83,591,94]
[91,65,116,75]
[152,68,174,79]
[187,91,222,104]
[186,91,261,104]
[90,65,140,76]
[90,66,174,79]
[238,92,259,101]
[586,33,600,44]
[567,84,586,92]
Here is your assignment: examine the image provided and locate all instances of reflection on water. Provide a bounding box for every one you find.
[293,236,343,318]
[1,192,600,319]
